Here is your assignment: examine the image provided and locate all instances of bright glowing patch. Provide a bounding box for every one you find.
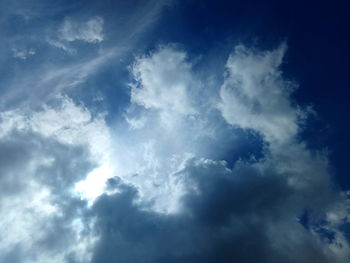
[75,161,114,202]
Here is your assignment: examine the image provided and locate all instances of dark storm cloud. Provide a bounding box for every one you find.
[90,157,341,263]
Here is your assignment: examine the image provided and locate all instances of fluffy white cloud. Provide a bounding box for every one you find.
[219,44,300,145]
[130,47,197,117]
[112,47,215,213]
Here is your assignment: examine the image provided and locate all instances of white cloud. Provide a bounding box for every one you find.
[47,16,104,54]
[0,96,113,198]
[46,38,76,54]
[219,43,300,145]
[114,47,212,213]
[12,47,35,60]
[130,46,197,118]
[0,96,110,159]
[0,95,111,262]
[59,17,104,43]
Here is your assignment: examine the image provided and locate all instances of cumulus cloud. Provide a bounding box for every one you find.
[88,44,350,262]
[130,46,198,124]
[107,47,206,213]
[219,43,300,145]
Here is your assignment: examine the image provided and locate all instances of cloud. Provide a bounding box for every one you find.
[219,43,300,145]
[11,47,35,60]
[46,16,104,54]
[0,132,95,263]
[130,46,198,119]
[1,95,114,198]
[0,43,343,263]
[0,0,171,111]
[87,44,350,262]
[0,3,349,259]
[89,156,347,263]
[0,96,113,263]
[0,96,111,159]
[0,48,118,111]
[59,17,104,44]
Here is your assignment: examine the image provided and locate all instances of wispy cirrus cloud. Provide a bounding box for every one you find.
[59,17,104,43]
[11,47,36,60]
[48,16,104,53]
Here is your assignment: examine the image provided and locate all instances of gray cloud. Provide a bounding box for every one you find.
[0,132,94,263]
[0,98,109,263]
[89,155,344,263]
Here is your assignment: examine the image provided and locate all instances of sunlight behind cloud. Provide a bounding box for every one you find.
[75,162,114,202]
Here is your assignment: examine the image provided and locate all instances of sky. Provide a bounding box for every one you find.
[0,0,350,262]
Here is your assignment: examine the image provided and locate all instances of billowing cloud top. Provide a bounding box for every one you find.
[0,1,349,263]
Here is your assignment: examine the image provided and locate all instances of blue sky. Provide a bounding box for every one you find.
[0,1,350,262]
